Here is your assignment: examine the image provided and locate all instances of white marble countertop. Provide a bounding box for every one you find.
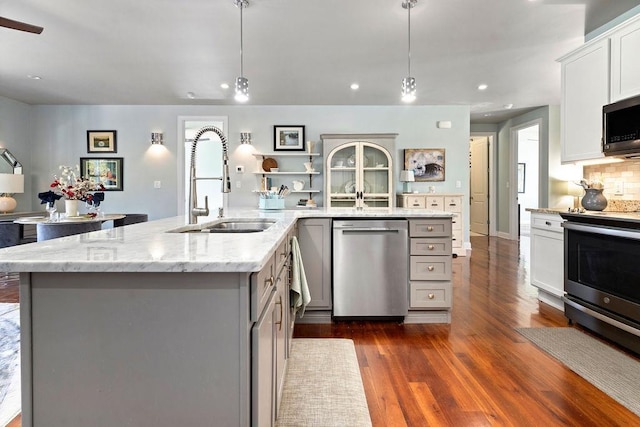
[0,208,452,273]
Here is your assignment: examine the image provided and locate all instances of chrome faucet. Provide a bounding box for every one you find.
[188,126,231,224]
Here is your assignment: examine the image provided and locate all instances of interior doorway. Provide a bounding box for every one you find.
[177,116,228,216]
[469,132,496,236]
[469,136,490,235]
[510,121,540,239]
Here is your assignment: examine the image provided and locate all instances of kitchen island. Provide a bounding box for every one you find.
[0,208,452,427]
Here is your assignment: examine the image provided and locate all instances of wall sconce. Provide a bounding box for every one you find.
[240,132,252,145]
[400,170,415,193]
[151,132,164,145]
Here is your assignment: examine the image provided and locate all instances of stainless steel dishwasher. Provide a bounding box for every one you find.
[332,219,408,317]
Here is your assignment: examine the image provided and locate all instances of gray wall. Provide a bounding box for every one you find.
[3,99,471,228]
[0,96,34,210]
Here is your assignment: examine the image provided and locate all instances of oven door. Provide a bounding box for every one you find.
[564,221,640,332]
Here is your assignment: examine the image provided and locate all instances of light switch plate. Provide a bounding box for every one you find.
[614,182,624,195]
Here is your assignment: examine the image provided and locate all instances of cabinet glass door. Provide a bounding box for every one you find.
[361,143,392,208]
[326,141,393,208]
[327,144,357,208]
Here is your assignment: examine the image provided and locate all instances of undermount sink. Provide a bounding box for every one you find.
[167,218,277,234]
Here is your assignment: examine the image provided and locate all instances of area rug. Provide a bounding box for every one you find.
[517,327,640,417]
[0,303,21,427]
[277,338,372,427]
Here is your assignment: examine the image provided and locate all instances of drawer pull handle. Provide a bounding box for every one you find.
[266,276,275,287]
[428,244,435,250]
[428,293,435,299]
[427,226,434,232]
[412,203,420,206]
[428,265,435,271]
[275,295,283,330]
[545,221,552,226]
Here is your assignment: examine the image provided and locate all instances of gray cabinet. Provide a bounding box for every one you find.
[297,218,332,311]
[251,236,292,426]
[408,219,453,318]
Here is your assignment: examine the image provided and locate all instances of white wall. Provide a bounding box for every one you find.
[23,103,470,224]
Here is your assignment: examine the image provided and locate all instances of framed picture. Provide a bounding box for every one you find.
[80,157,124,191]
[518,163,526,193]
[87,130,117,153]
[274,126,305,151]
[404,148,445,182]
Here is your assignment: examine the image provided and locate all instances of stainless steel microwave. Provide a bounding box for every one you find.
[603,94,640,157]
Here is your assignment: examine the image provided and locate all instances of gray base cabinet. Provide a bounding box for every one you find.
[21,237,294,427]
[297,218,332,310]
[408,219,453,313]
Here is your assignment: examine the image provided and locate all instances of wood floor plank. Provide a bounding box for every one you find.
[295,235,640,426]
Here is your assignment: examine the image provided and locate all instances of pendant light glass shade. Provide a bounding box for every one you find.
[401,0,417,103]
[235,76,249,102]
[401,77,416,103]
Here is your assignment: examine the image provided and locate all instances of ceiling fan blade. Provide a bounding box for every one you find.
[0,16,44,34]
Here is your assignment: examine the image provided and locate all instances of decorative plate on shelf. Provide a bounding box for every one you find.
[262,157,278,172]
[346,154,369,167]
[344,180,371,193]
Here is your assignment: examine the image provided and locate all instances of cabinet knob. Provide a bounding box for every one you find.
[266,276,275,287]
[545,221,552,226]
[428,265,435,272]
[428,293,435,299]
[428,244,435,250]
[427,226,434,232]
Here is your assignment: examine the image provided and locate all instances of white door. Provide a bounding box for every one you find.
[470,137,489,235]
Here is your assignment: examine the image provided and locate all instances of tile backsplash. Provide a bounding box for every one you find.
[584,159,640,211]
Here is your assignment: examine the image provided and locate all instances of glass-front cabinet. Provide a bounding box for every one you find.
[325,141,393,208]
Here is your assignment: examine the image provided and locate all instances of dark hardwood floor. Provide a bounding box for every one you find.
[3,237,639,426]
[295,236,640,426]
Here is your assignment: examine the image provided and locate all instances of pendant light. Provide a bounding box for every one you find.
[401,0,417,103]
[234,0,249,102]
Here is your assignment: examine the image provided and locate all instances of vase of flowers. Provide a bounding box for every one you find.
[48,165,105,216]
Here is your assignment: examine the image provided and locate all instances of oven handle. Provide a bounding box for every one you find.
[563,297,640,338]
[562,222,640,241]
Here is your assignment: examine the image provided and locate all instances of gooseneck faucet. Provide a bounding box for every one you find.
[189,126,231,224]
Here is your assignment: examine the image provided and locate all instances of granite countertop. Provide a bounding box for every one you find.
[0,208,452,273]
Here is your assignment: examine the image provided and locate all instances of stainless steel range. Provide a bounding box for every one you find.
[561,212,640,354]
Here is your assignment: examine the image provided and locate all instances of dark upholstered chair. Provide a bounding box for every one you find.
[36,221,102,242]
[114,214,148,227]
[0,221,22,248]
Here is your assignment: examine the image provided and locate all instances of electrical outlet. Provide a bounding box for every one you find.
[614,181,624,195]
[154,180,161,189]
[455,180,462,188]
[236,181,242,189]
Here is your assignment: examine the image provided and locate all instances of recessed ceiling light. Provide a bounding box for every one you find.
[186,92,196,99]
[350,83,359,90]
[27,75,42,80]
[477,84,488,91]
[504,103,514,109]
[220,83,230,89]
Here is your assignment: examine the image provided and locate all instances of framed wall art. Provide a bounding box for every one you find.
[87,130,117,153]
[274,125,305,151]
[80,157,123,191]
[404,148,445,182]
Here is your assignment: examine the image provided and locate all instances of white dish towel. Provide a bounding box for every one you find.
[290,236,311,317]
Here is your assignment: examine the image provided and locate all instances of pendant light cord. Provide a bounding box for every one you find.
[239,2,244,78]
[407,1,411,76]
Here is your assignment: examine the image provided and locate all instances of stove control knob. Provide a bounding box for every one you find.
[603,297,611,304]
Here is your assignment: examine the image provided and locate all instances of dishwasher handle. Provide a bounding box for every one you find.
[339,227,400,233]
